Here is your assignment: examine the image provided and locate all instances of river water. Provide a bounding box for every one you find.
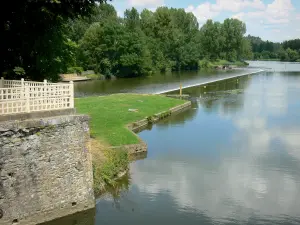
[42,62,300,225]
[74,68,261,96]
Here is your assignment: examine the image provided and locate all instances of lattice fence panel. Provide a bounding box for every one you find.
[0,78,74,115]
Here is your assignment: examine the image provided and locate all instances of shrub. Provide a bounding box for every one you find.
[93,149,129,193]
[67,66,84,74]
[199,59,213,69]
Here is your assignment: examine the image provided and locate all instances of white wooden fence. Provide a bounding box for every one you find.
[0,77,74,115]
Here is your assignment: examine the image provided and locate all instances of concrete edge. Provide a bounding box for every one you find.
[0,114,90,132]
[111,101,192,154]
[0,108,77,123]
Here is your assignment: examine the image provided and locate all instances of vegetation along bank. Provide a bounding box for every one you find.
[3,1,300,82]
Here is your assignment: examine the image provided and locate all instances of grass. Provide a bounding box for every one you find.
[89,139,129,193]
[75,94,186,146]
[76,94,186,193]
[86,73,105,80]
[199,59,248,69]
[256,58,280,61]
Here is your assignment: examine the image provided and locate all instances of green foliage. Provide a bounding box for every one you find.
[67,67,84,74]
[199,59,214,69]
[7,1,299,80]
[77,5,202,76]
[286,48,299,62]
[246,35,300,62]
[13,67,26,76]
[199,59,248,69]
[74,5,253,76]
[93,149,129,192]
[2,0,109,81]
[283,39,300,51]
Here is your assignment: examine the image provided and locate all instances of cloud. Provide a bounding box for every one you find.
[128,0,164,8]
[186,0,265,22]
[186,3,220,22]
[185,0,298,41]
[128,73,300,222]
[235,0,295,25]
[211,0,265,12]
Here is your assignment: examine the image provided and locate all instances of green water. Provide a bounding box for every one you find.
[42,62,300,225]
[74,69,259,96]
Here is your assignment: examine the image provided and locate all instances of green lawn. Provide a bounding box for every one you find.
[75,94,186,146]
[199,59,249,69]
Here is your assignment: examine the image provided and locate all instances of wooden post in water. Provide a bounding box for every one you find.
[180,84,182,96]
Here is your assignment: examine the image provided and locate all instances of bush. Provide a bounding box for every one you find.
[67,67,84,74]
[232,61,249,67]
[13,67,26,76]
[199,59,213,69]
[93,149,129,193]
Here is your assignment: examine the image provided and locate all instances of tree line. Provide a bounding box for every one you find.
[2,1,299,81]
[246,36,300,62]
[68,4,251,78]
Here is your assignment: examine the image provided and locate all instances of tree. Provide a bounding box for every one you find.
[286,48,299,62]
[66,3,118,43]
[124,8,141,30]
[283,39,300,51]
[222,19,246,61]
[2,0,110,81]
[79,19,152,78]
[240,38,253,60]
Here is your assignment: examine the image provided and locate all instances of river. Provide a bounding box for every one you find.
[74,68,261,96]
[41,61,300,225]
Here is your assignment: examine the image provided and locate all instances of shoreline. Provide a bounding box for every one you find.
[110,101,192,154]
[93,100,192,195]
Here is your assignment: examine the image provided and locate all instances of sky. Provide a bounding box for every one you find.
[111,0,300,42]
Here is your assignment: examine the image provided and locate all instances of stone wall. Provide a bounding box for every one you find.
[0,115,94,225]
[118,101,192,155]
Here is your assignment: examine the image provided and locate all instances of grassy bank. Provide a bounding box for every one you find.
[75,94,186,146]
[75,94,187,193]
[199,59,249,69]
[254,58,280,61]
[90,139,129,193]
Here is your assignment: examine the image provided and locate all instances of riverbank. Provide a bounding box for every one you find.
[75,94,187,146]
[75,94,189,193]
[199,59,249,69]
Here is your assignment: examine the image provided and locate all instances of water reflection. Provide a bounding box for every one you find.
[38,209,95,225]
[97,173,132,200]
[95,70,300,224]
[74,69,258,96]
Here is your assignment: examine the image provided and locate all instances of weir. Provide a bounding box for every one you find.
[154,70,264,94]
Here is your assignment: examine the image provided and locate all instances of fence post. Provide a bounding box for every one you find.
[70,81,74,108]
[22,79,30,113]
[0,77,4,88]
[25,86,30,113]
[43,80,47,110]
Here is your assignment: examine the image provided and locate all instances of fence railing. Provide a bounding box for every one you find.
[0,77,74,115]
